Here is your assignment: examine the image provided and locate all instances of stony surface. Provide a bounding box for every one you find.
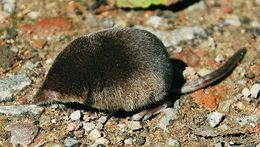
[5,123,38,146]
[0,105,44,116]
[0,74,31,102]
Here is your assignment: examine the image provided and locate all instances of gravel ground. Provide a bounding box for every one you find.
[0,0,259,146]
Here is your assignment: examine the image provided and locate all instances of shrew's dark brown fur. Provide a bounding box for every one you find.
[34,27,246,113]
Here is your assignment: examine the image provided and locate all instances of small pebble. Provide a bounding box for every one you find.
[67,122,77,131]
[70,110,82,120]
[215,54,224,63]
[225,15,241,26]
[75,129,85,139]
[156,108,178,132]
[96,123,104,130]
[135,136,146,146]
[127,121,143,131]
[242,88,251,97]
[146,16,168,28]
[207,112,225,128]
[95,137,109,146]
[245,72,255,79]
[168,138,180,147]
[87,129,101,141]
[208,37,217,49]
[250,83,260,98]
[103,18,114,28]
[175,46,183,53]
[64,137,80,147]
[83,122,96,132]
[27,11,39,19]
[97,116,108,124]
[131,113,144,121]
[51,119,57,124]
[124,138,133,145]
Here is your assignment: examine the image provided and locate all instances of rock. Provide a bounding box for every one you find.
[197,68,212,76]
[103,18,114,28]
[87,129,101,141]
[2,0,16,14]
[215,54,224,63]
[50,103,67,110]
[20,61,38,71]
[251,21,260,27]
[168,138,180,147]
[113,0,182,8]
[97,116,108,124]
[124,138,133,145]
[75,129,85,139]
[242,88,251,97]
[67,122,78,132]
[225,15,241,27]
[0,11,10,24]
[27,11,40,20]
[208,37,217,49]
[127,121,143,131]
[256,0,260,5]
[136,26,207,47]
[83,122,96,132]
[250,83,260,98]
[94,137,109,146]
[244,72,255,79]
[0,105,44,116]
[135,136,146,146]
[64,137,80,147]
[156,108,178,132]
[0,74,31,102]
[175,46,183,53]
[187,0,206,11]
[131,113,144,121]
[70,110,82,120]
[5,123,38,146]
[234,115,260,127]
[96,123,104,130]
[0,45,16,69]
[256,143,260,147]
[146,16,169,28]
[207,112,225,128]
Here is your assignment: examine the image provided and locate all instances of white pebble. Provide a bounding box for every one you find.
[83,122,95,132]
[242,88,251,97]
[87,129,101,141]
[215,54,224,63]
[97,116,108,124]
[70,110,82,120]
[207,112,225,128]
[127,121,143,131]
[250,83,260,98]
[124,138,133,145]
[95,137,109,145]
